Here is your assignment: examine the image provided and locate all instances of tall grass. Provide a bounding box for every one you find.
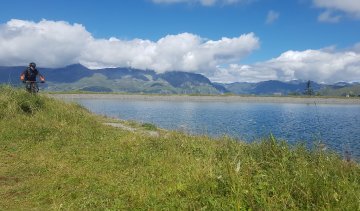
[0,86,359,210]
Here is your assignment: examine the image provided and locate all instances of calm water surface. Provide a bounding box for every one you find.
[73,98,360,159]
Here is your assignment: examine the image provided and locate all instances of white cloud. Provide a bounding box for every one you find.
[0,19,91,67]
[211,47,360,83]
[211,64,278,82]
[266,10,280,24]
[2,19,359,84]
[353,42,360,52]
[313,0,360,21]
[0,19,259,75]
[318,10,341,23]
[151,0,251,6]
[81,32,260,73]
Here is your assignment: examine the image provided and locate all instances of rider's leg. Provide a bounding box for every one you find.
[26,83,31,92]
[34,83,39,93]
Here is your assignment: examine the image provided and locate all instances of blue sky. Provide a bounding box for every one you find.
[1,0,360,83]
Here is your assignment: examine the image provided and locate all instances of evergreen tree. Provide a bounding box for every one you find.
[304,80,314,96]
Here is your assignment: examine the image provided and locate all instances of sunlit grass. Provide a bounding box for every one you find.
[0,85,359,210]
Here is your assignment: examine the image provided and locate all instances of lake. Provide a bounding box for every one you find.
[70,98,360,159]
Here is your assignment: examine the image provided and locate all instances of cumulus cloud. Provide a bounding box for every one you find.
[2,19,359,84]
[81,32,259,73]
[0,19,91,67]
[266,10,280,24]
[313,0,360,21]
[151,0,251,6]
[210,46,360,83]
[0,19,259,75]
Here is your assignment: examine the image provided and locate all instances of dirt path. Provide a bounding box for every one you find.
[103,122,160,137]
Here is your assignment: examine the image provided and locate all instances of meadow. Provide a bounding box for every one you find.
[0,86,359,210]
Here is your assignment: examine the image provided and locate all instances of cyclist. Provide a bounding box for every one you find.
[20,62,45,92]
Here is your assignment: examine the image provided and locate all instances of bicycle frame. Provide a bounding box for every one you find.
[24,81,40,93]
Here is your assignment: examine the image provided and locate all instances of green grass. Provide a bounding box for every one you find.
[141,123,158,131]
[0,86,359,210]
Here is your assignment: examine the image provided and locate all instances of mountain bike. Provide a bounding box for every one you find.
[24,81,45,93]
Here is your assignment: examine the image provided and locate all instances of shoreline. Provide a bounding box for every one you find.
[49,93,360,105]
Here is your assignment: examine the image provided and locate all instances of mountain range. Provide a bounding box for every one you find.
[0,64,359,96]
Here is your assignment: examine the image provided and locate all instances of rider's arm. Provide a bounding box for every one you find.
[39,73,45,82]
[20,70,26,82]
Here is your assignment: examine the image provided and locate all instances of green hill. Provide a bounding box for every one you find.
[320,84,360,96]
[0,86,359,210]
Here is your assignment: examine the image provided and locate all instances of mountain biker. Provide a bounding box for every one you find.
[20,62,45,92]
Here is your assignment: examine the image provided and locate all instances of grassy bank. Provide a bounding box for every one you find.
[1,86,359,210]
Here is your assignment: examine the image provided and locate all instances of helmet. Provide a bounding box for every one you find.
[29,62,36,68]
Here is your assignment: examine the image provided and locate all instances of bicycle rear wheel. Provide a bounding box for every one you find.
[28,82,39,93]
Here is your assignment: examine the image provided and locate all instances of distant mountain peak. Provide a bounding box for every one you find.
[64,63,89,69]
[333,81,350,86]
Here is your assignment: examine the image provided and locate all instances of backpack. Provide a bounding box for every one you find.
[25,67,38,81]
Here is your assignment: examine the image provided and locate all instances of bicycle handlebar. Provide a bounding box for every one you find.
[23,81,45,83]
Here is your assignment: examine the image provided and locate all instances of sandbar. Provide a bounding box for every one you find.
[49,94,360,105]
